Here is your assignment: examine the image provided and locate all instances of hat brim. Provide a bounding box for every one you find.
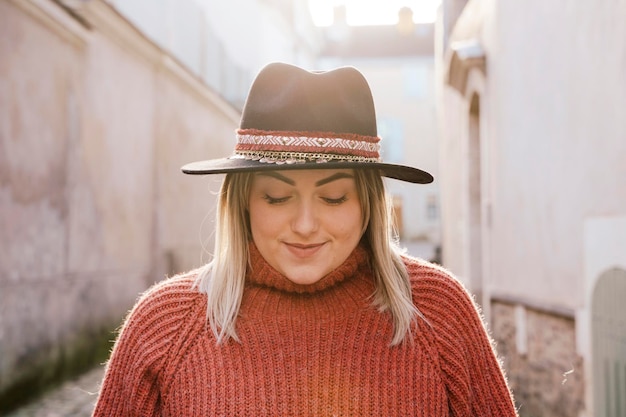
[181,157,433,184]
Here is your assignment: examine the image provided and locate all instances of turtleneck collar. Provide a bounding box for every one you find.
[246,242,371,294]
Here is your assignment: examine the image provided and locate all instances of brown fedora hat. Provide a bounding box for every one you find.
[181,62,433,184]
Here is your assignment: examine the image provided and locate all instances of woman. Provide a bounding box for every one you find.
[93,63,518,416]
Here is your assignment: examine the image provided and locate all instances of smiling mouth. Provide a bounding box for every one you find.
[284,242,326,257]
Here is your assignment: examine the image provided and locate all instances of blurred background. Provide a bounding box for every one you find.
[0,0,625,416]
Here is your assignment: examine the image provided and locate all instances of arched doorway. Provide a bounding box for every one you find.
[592,267,626,417]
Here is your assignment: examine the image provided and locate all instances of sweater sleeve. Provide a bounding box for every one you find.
[409,262,518,417]
[92,275,199,417]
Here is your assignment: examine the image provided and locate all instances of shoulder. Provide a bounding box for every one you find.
[402,255,493,366]
[403,255,468,298]
[139,269,203,305]
[121,269,206,338]
[402,255,479,325]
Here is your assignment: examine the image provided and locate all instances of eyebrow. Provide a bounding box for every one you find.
[257,171,296,185]
[256,171,354,187]
[314,172,354,186]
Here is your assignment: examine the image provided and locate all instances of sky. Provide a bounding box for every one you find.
[307,0,442,26]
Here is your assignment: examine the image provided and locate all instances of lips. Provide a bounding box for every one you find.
[284,242,326,258]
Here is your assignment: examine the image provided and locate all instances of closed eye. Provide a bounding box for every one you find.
[263,194,290,204]
[322,195,348,205]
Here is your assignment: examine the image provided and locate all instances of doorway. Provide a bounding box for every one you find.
[592,267,626,417]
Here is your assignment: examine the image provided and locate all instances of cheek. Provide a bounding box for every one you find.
[249,203,282,237]
[331,204,363,237]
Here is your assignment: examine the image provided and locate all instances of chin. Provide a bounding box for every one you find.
[290,276,323,286]
[285,271,325,285]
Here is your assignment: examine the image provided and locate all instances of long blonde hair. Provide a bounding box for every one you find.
[195,169,420,345]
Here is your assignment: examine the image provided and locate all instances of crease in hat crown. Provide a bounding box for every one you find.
[181,62,434,184]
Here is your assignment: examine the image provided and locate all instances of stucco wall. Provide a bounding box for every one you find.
[440,0,626,312]
[0,0,238,400]
[487,0,626,310]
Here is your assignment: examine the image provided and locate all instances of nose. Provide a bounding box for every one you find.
[291,199,318,236]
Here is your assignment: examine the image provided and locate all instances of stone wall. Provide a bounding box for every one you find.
[491,301,585,417]
[0,0,238,408]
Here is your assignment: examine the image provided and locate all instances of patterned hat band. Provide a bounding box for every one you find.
[232,129,381,165]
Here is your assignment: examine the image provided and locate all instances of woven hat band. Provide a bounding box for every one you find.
[234,129,381,164]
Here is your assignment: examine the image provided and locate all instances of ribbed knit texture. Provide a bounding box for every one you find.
[93,244,517,416]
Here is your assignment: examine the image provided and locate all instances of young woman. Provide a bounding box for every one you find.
[93,63,518,416]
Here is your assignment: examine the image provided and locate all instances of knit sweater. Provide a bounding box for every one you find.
[93,244,517,416]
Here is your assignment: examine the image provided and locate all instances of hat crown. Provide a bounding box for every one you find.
[181,62,433,184]
[240,63,377,137]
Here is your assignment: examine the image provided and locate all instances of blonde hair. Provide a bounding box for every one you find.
[195,169,421,345]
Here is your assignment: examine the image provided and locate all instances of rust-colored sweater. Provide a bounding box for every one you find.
[93,245,517,416]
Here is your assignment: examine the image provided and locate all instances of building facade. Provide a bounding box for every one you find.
[436,0,626,416]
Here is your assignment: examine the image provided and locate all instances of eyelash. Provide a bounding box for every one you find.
[262,195,348,205]
[263,195,290,204]
[323,196,348,205]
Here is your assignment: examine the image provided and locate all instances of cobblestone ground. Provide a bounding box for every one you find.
[5,366,104,417]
